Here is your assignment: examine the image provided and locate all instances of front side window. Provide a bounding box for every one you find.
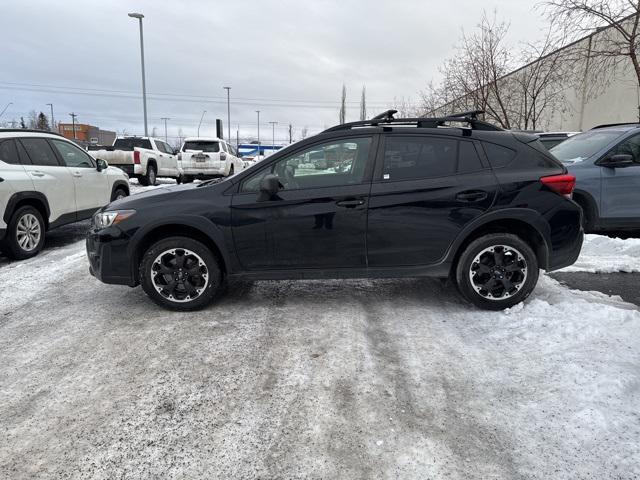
[241,137,372,192]
[608,133,640,163]
[383,136,457,181]
[0,140,20,165]
[51,139,95,168]
[19,138,60,167]
[183,141,220,153]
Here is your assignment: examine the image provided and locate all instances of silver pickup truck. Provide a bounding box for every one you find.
[90,137,182,185]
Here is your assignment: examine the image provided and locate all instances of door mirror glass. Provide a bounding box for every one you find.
[96,158,108,171]
[599,154,634,168]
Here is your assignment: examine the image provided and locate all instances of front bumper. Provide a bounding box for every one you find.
[86,227,137,286]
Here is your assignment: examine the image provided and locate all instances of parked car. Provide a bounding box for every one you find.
[91,137,181,186]
[550,123,640,232]
[537,131,580,150]
[87,110,583,311]
[178,137,244,182]
[1,130,129,259]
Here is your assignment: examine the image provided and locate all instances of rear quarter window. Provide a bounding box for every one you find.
[0,139,20,165]
[482,142,516,168]
[113,138,153,150]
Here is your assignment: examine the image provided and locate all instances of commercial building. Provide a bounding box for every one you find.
[57,123,116,146]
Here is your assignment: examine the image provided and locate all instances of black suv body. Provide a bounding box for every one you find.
[87,112,583,310]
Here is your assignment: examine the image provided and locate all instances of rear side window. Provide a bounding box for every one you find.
[113,138,153,150]
[183,141,220,153]
[458,141,484,173]
[483,142,516,168]
[383,136,457,181]
[19,138,60,167]
[0,139,20,165]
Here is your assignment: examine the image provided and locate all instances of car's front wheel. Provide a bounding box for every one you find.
[2,205,46,260]
[455,233,539,310]
[139,236,224,311]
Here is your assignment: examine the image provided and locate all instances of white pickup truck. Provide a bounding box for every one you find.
[178,137,245,182]
[90,137,181,185]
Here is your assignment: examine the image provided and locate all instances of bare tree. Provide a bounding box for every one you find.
[543,0,640,92]
[300,126,309,140]
[359,85,367,120]
[339,84,346,124]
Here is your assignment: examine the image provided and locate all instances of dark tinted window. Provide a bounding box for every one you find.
[383,136,457,181]
[458,141,483,173]
[0,140,20,165]
[19,138,60,167]
[483,142,516,168]
[183,141,220,153]
[113,138,153,150]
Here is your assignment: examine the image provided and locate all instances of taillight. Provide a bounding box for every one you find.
[133,151,141,164]
[540,174,575,198]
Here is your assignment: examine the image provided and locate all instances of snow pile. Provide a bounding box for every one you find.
[561,234,640,273]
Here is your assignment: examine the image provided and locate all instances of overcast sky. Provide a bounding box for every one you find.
[0,0,548,144]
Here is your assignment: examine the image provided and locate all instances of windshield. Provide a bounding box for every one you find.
[550,130,623,163]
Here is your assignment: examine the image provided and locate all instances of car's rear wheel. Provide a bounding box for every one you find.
[228,164,235,176]
[455,233,539,310]
[139,236,224,311]
[145,164,157,186]
[2,206,45,260]
[182,175,194,183]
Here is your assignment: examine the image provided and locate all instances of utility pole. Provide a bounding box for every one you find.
[223,86,231,143]
[69,112,77,139]
[161,117,170,142]
[198,110,206,137]
[256,110,260,158]
[46,103,55,132]
[236,124,239,149]
[269,121,277,155]
[288,123,292,144]
[128,12,148,136]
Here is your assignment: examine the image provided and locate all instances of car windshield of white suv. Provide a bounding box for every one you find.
[550,130,623,163]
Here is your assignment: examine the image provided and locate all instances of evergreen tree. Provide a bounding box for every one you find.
[36,112,50,131]
[20,117,26,129]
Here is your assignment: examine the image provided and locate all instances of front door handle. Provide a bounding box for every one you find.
[336,198,365,208]
[30,171,45,177]
[72,171,82,177]
[456,190,488,202]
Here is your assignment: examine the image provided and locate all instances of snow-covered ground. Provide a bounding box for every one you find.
[560,234,640,273]
[0,229,639,478]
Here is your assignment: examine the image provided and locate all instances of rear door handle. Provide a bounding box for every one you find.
[72,171,82,177]
[336,198,365,208]
[30,171,45,177]
[456,190,488,202]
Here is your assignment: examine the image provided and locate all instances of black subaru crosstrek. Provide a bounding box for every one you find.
[87,111,583,311]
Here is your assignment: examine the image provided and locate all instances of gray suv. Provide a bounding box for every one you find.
[550,123,640,232]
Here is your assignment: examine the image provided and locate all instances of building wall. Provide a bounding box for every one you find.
[57,123,116,145]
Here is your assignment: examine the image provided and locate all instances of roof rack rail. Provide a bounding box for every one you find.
[322,109,502,133]
[591,122,640,130]
[0,128,64,137]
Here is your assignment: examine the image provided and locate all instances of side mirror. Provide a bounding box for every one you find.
[258,174,280,200]
[96,158,108,172]
[598,154,635,168]
[173,149,179,155]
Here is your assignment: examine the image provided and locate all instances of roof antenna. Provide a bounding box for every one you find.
[371,109,398,122]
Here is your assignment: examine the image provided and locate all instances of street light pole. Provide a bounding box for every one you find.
[256,110,260,158]
[269,121,277,155]
[46,103,54,132]
[0,102,12,119]
[69,112,77,140]
[197,110,206,137]
[223,86,231,143]
[161,117,170,142]
[128,12,148,137]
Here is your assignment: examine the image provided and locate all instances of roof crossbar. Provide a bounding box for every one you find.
[323,109,502,133]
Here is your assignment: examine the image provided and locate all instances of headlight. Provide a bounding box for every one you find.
[94,210,135,229]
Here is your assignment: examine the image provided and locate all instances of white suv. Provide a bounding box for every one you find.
[178,137,244,182]
[0,130,129,259]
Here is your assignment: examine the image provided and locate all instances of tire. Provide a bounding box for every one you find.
[176,175,183,185]
[139,236,224,311]
[183,175,194,184]
[142,164,157,186]
[455,233,539,311]
[228,165,235,176]
[110,187,128,202]
[2,206,46,260]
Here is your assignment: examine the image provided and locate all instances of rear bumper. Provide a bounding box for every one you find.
[182,166,225,177]
[86,227,136,286]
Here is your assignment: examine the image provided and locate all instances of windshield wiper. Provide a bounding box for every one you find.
[196,178,225,187]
